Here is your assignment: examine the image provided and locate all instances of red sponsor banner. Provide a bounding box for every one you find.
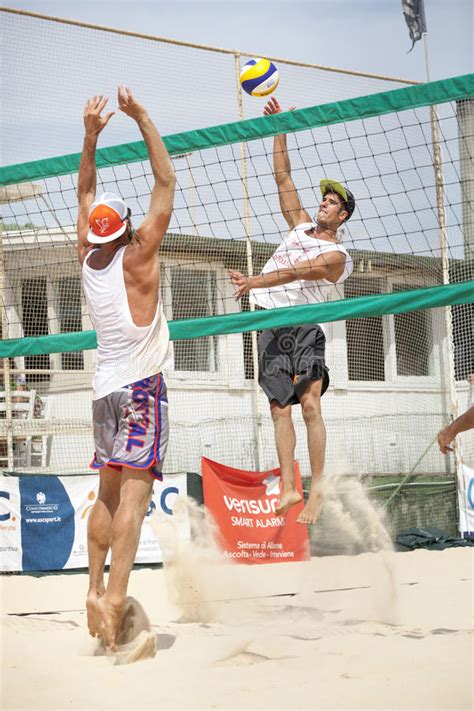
[201,457,309,564]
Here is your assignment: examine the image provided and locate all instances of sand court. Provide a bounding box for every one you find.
[1,547,472,711]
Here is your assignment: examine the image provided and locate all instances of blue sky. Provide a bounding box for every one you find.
[4,0,473,82]
[2,0,472,165]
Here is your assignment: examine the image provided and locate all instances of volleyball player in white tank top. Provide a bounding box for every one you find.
[229,96,355,528]
[77,87,176,652]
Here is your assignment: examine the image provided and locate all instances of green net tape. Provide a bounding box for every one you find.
[1,280,473,358]
[1,74,472,186]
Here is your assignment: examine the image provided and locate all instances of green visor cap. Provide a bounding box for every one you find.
[320,179,355,220]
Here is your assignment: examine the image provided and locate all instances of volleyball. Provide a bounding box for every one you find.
[239,58,279,97]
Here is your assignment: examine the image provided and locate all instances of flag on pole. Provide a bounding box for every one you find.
[401,0,427,52]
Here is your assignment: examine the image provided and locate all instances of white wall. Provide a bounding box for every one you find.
[25,376,454,478]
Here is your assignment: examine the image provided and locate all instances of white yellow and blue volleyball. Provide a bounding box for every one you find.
[240,58,279,97]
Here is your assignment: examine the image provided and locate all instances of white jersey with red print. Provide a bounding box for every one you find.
[249,222,353,310]
[82,245,171,400]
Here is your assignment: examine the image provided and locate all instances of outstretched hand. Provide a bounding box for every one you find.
[83,95,115,136]
[263,96,296,116]
[437,425,455,454]
[229,270,256,301]
[118,85,149,122]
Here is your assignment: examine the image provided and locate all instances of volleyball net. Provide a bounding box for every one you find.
[1,72,473,537]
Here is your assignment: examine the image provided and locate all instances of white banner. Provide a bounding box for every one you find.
[0,473,188,572]
[457,463,474,537]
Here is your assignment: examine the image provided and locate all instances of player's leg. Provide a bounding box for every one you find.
[97,374,168,650]
[297,378,326,524]
[292,325,329,524]
[259,328,303,515]
[98,466,153,651]
[86,465,121,637]
[270,400,303,515]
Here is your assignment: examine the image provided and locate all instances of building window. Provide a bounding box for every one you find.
[170,268,218,372]
[393,284,433,376]
[345,277,385,381]
[21,278,50,382]
[55,277,84,370]
[452,302,474,381]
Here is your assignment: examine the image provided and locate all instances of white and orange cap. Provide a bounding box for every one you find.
[87,192,129,244]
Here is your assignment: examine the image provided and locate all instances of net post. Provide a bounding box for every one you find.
[457,98,474,262]
[424,29,463,485]
[235,52,263,470]
[0,222,15,469]
[430,104,460,475]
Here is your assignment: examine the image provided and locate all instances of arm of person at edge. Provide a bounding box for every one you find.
[117,86,176,258]
[76,95,115,264]
[437,405,474,454]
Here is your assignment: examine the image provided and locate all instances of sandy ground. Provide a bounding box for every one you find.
[1,546,473,711]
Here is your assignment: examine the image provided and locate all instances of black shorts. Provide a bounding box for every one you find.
[258,324,329,406]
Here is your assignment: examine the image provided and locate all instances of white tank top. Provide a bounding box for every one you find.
[82,246,171,400]
[249,222,353,310]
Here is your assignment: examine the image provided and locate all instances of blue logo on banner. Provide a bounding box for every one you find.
[468,476,474,510]
[144,487,180,517]
[20,476,75,571]
[146,499,157,517]
[0,490,11,521]
[161,486,179,516]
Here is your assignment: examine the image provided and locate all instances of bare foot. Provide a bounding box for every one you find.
[86,588,105,638]
[97,594,125,652]
[275,489,303,516]
[297,490,322,525]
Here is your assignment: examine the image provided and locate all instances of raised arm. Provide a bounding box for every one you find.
[118,86,176,257]
[264,97,311,229]
[77,95,115,264]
